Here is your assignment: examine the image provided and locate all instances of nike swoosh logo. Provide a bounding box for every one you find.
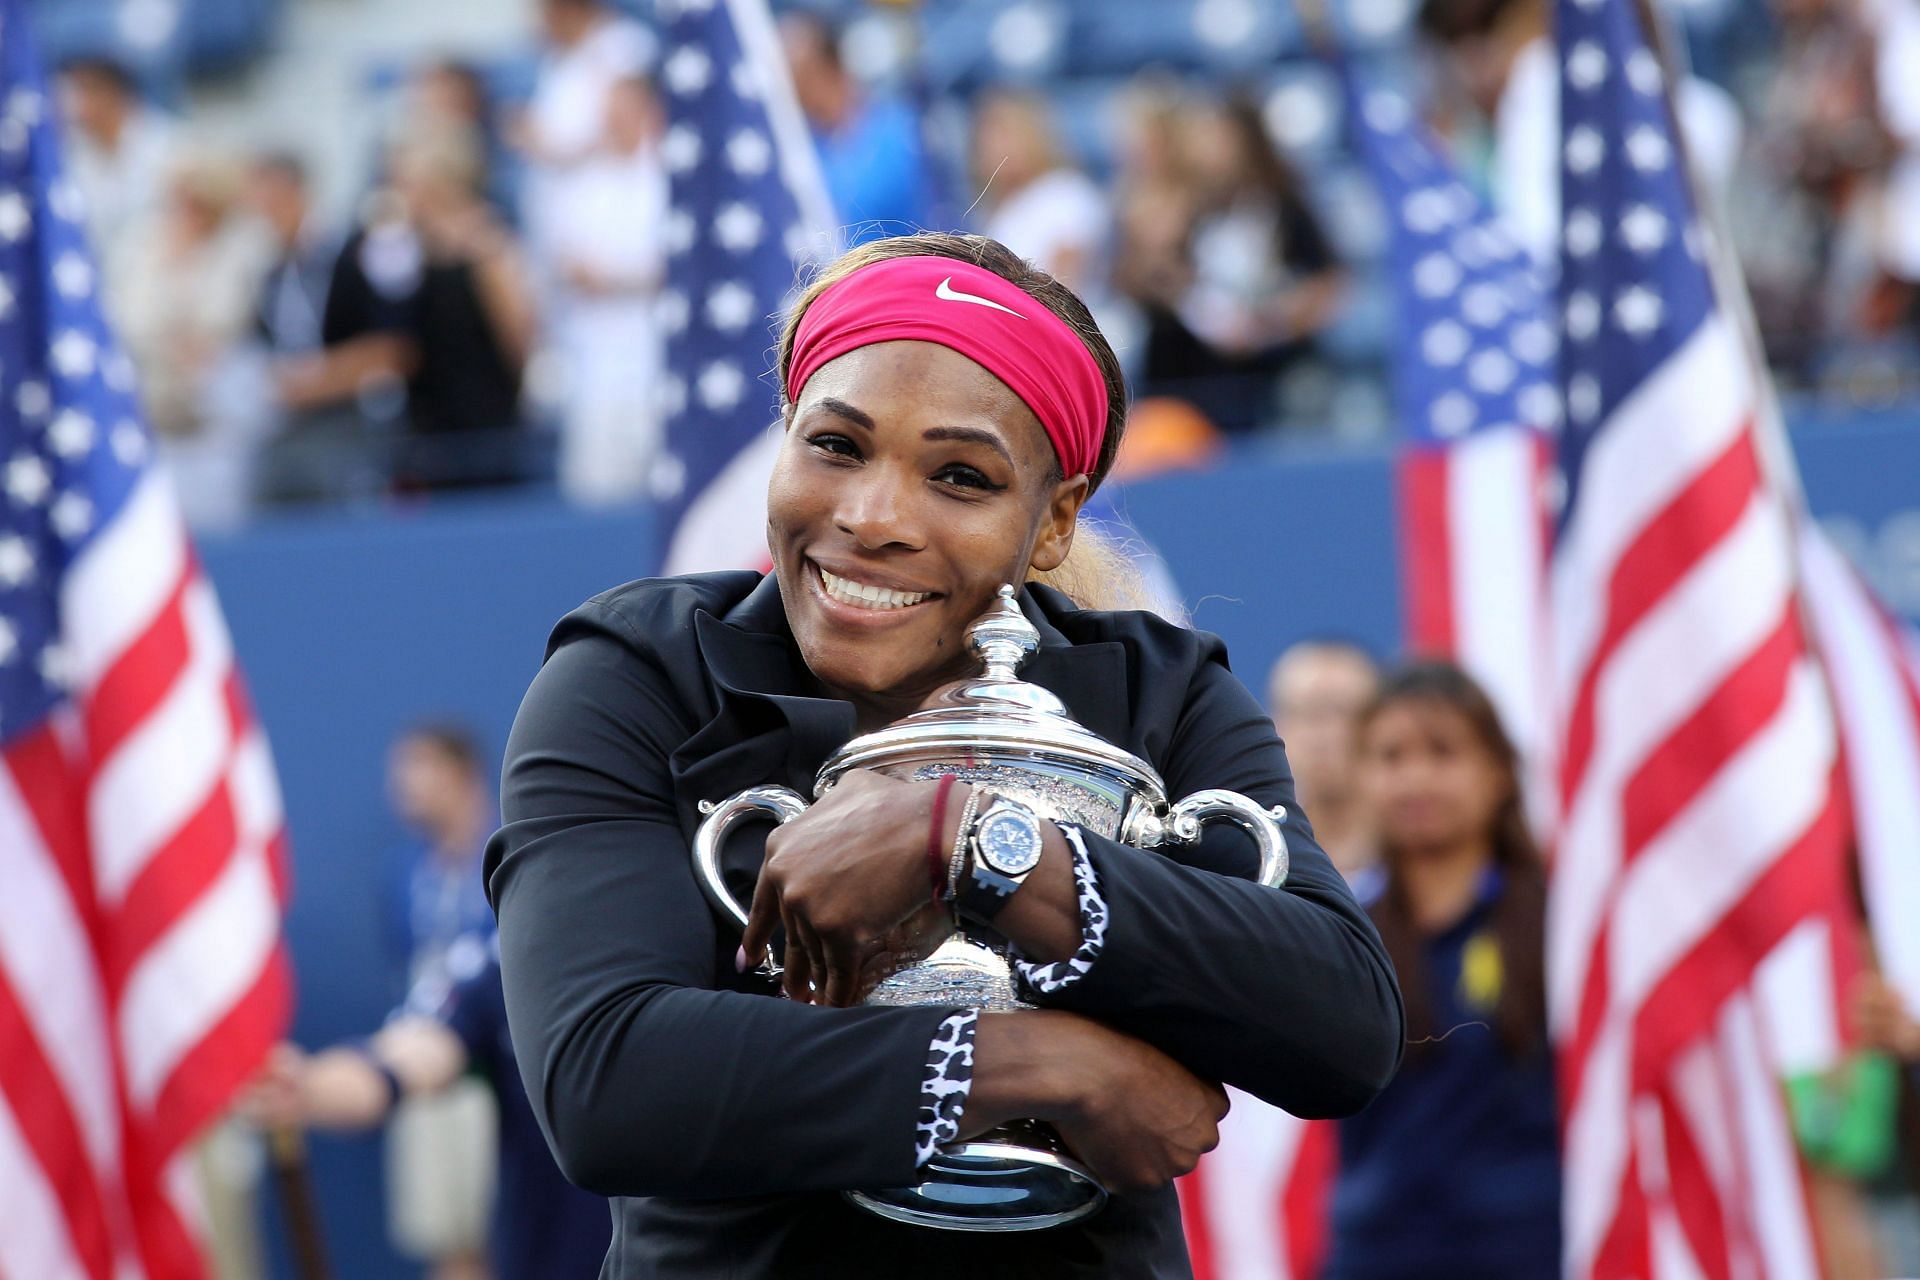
[935,276,1026,318]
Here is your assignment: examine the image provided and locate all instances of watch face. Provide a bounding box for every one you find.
[978,809,1043,876]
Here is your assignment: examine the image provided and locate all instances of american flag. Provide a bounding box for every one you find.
[0,6,290,1277]
[1547,0,1854,1273]
[1343,61,1558,812]
[653,0,837,575]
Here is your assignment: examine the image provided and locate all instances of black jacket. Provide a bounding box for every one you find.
[485,571,1404,1279]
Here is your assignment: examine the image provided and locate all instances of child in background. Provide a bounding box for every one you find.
[1325,662,1559,1280]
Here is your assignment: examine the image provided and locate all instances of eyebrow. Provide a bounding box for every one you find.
[810,399,1016,467]
[815,397,875,430]
[921,425,1014,467]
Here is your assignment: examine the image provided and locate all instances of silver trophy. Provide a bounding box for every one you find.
[692,585,1290,1232]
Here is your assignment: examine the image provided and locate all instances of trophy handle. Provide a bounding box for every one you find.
[1164,789,1290,888]
[692,786,809,965]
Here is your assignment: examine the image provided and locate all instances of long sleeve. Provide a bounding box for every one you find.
[1019,654,1405,1119]
[485,622,957,1200]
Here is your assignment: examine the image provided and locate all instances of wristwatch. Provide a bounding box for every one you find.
[955,793,1045,923]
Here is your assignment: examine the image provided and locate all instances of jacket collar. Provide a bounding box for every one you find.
[667,573,1132,826]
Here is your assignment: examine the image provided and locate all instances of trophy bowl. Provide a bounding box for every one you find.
[692,586,1289,1232]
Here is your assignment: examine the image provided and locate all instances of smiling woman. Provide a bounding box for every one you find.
[485,232,1405,1279]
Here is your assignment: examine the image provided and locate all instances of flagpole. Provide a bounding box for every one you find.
[266,1127,333,1280]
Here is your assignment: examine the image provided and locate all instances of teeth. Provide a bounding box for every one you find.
[819,567,929,610]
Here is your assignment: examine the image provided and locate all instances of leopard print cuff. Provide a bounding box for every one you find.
[913,1010,979,1166]
[1013,825,1108,996]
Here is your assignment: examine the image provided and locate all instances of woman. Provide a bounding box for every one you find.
[1326,663,1559,1280]
[486,232,1403,1278]
[1129,95,1345,434]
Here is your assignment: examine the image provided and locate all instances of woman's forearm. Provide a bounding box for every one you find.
[954,1010,1088,1137]
[934,785,1083,964]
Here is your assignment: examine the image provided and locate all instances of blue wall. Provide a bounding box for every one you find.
[201,418,1920,1278]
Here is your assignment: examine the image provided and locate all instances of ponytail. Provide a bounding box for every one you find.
[1029,518,1186,622]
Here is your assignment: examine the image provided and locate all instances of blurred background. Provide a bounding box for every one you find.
[13,0,1920,1275]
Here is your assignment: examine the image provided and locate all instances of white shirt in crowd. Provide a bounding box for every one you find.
[523,14,657,263]
[68,108,176,273]
[546,141,670,507]
[983,168,1111,301]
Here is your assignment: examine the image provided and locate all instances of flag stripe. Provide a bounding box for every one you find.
[1448,429,1552,780]
[1559,427,1761,809]
[1398,449,1455,653]
[1628,776,1845,1084]
[6,721,97,932]
[88,579,235,908]
[1617,605,1799,860]
[104,671,253,997]
[59,474,186,691]
[0,965,115,1280]
[1550,316,1749,704]
[1658,1086,1733,1280]
[118,841,283,1112]
[141,948,291,1161]
[80,553,195,765]
[0,1085,97,1280]
[0,753,119,1170]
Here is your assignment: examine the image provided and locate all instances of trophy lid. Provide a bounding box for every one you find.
[815,585,1167,800]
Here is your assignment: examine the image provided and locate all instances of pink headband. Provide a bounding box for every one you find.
[784,256,1108,479]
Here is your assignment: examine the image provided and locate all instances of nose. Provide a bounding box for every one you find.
[833,466,924,552]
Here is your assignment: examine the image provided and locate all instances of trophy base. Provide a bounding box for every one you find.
[844,1125,1107,1232]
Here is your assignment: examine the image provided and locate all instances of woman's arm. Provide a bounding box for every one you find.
[1013,655,1404,1119]
[490,622,959,1198]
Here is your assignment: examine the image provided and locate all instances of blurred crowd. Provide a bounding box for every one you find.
[45,0,1920,529]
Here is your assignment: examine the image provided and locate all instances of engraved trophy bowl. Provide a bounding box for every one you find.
[692,585,1291,1232]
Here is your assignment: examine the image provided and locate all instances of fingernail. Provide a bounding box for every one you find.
[735,946,748,972]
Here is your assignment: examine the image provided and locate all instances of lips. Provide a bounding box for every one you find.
[815,563,933,610]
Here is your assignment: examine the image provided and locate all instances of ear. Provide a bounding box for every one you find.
[1028,473,1091,574]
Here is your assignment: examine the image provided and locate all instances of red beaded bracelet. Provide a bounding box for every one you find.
[926,774,958,904]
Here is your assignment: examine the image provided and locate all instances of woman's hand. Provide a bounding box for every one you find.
[962,1011,1229,1194]
[740,770,949,1006]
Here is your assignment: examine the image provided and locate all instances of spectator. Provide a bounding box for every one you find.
[380,721,501,1280]
[782,11,934,242]
[545,73,669,507]
[108,150,273,526]
[1130,94,1345,433]
[242,151,384,506]
[1110,80,1205,383]
[519,0,656,273]
[1729,0,1894,380]
[1327,662,1558,1280]
[413,58,522,225]
[297,126,538,492]
[240,950,613,1280]
[384,722,496,1009]
[1267,640,1381,879]
[58,55,175,276]
[968,88,1109,302]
